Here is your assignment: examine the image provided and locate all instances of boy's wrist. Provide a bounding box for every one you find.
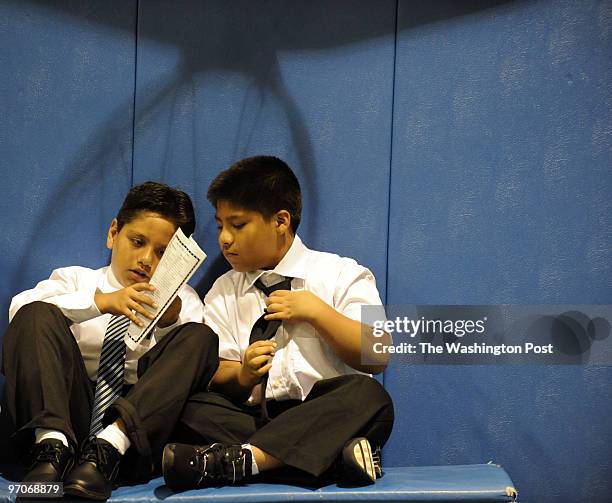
[156,296,181,327]
[237,365,258,390]
[305,297,333,328]
[93,290,109,314]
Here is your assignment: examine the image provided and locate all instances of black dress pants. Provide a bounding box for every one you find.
[1,301,219,476]
[179,373,394,481]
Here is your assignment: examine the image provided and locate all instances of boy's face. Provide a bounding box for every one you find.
[215,200,290,272]
[107,211,176,287]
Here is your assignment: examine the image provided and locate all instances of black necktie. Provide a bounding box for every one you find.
[249,276,293,421]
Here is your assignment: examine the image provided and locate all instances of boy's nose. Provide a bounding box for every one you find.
[219,229,233,249]
[138,249,153,269]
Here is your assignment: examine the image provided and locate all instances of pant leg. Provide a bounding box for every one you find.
[1,301,94,452]
[179,374,394,479]
[178,391,260,445]
[106,322,218,470]
[250,374,394,478]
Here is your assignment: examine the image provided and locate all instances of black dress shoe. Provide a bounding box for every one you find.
[23,439,74,482]
[162,442,252,491]
[64,438,121,501]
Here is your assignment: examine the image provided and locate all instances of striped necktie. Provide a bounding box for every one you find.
[89,315,130,435]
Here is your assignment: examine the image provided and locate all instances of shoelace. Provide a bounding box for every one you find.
[194,444,224,485]
[79,440,116,478]
[193,444,248,486]
[223,446,248,484]
[223,447,242,485]
[29,442,64,469]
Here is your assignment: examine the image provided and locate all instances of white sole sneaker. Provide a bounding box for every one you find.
[341,437,377,485]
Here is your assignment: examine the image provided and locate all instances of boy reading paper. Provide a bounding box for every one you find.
[2,182,218,500]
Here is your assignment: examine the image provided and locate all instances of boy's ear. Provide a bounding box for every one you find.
[274,210,291,234]
[106,219,119,250]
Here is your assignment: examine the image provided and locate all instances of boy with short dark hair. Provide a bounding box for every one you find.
[163,157,394,489]
[2,181,218,500]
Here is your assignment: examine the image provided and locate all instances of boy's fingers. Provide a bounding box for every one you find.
[266,293,288,304]
[134,292,158,309]
[128,300,156,320]
[265,302,288,316]
[132,282,155,291]
[248,346,276,359]
[249,340,277,351]
[250,355,273,369]
[257,363,273,376]
[123,309,144,326]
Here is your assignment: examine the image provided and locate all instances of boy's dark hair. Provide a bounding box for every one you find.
[116,181,196,236]
[207,156,302,233]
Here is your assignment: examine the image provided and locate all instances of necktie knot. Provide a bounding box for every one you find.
[254,276,293,297]
[249,276,293,346]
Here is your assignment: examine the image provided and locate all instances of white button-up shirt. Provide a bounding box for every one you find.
[9,266,204,384]
[203,235,384,403]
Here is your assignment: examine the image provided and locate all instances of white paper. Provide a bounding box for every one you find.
[125,228,206,350]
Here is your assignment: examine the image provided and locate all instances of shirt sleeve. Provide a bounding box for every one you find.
[203,276,241,361]
[151,283,204,341]
[9,266,101,324]
[333,259,386,324]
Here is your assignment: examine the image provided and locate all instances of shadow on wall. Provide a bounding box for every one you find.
[528,312,611,363]
[10,0,522,300]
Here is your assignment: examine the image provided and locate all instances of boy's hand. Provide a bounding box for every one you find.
[157,296,182,328]
[264,290,324,323]
[238,340,276,388]
[94,284,158,326]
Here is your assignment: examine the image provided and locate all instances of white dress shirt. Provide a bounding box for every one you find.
[9,265,204,384]
[203,235,384,403]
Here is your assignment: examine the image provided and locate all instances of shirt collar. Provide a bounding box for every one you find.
[243,235,308,293]
[104,266,124,291]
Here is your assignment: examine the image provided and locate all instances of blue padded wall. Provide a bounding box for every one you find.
[0,0,137,375]
[384,1,612,502]
[131,0,396,295]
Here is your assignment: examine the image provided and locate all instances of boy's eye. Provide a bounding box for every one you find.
[131,238,144,247]
[156,248,166,258]
[232,223,246,230]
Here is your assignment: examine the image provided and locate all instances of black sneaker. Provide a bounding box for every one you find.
[64,438,121,501]
[163,442,252,491]
[339,437,381,486]
[23,439,74,482]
